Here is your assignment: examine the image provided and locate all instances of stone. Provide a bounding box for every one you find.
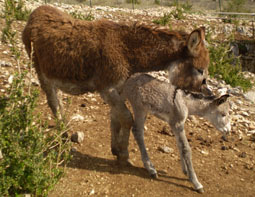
[71,131,85,143]
[247,130,255,135]
[244,91,255,103]
[0,60,11,67]
[0,150,3,160]
[80,103,86,107]
[89,189,95,195]
[200,150,209,156]
[158,146,174,154]
[239,152,247,158]
[8,75,13,84]
[71,114,85,121]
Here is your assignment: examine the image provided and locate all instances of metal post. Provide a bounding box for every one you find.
[219,0,222,12]
[132,0,134,10]
[90,0,92,8]
[252,20,254,38]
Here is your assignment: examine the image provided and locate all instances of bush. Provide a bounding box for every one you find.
[1,0,31,43]
[0,73,71,196]
[224,0,248,12]
[208,41,252,92]
[69,10,95,20]
[2,0,31,21]
[153,12,171,25]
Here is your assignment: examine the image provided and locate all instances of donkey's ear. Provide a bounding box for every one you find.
[213,94,230,106]
[187,28,204,56]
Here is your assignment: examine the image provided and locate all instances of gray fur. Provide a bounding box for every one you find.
[121,73,231,192]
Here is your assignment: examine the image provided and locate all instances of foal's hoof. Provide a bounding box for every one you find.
[150,173,158,179]
[196,188,204,194]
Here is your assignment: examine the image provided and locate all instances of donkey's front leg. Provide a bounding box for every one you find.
[173,126,204,193]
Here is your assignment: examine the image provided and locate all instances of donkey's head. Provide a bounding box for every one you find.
[169,27,211,95]
[204,94,231,134]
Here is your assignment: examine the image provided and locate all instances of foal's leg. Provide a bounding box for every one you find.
[100,88,133,163]
[132,110,157,178]
[172,125,204,193]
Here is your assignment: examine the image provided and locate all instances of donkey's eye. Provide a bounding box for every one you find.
[197,69,204,75]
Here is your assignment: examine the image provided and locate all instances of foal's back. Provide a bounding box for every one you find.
[122,73,180,122]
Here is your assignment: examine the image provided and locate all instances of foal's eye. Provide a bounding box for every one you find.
[197,69,204,75]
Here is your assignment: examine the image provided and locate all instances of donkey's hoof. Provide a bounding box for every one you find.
[117,159,134,166]
[111,147,119,156]
[196,188,204,194]
[150,173,158,179]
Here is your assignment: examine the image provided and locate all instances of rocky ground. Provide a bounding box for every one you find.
[0,0,255,196]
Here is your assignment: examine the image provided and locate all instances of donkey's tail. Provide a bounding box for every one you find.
[22,24,32,58]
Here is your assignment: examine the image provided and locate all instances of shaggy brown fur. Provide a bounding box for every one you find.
[22,5,210,163]
[22,5,209,92]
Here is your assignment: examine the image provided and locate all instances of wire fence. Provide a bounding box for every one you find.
[46,0,255,12]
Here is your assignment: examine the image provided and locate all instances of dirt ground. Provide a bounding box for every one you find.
[0,17,255,197]
[44,91,255,197]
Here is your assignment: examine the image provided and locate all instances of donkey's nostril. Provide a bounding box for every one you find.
[202,79,206,85]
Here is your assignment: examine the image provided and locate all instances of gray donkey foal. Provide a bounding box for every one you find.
[121,73,231,193]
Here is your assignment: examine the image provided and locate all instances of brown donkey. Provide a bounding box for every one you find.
[22,5,210,163]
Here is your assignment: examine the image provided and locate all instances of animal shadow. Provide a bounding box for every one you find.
[68,151,194,192]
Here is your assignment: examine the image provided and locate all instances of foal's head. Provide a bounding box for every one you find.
[169,27,211,95]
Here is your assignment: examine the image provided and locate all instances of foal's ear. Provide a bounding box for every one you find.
[213,94,230,106]
[187,27,205,56]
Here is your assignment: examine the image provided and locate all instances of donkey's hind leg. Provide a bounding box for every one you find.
[100,88,133,164]
[37,73,64,121]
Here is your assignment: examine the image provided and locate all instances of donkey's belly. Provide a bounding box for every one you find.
[51,78,97,95]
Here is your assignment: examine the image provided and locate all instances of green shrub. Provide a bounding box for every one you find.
[224,0,248,12]
[154,0,160,5]
[0,72,71,196]
[170,7,186,20]
[153,13,171,25]
[2,0,31,21]
[69,10,95,20]
[1,0,31,43]
[208,42,252,92]
[126,0,141,4]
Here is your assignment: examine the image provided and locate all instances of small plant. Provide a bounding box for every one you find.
[69,10,94,21]
[153,13,171,26]
[126,0,141,4]
[170,7,186,20]
[2,0,31,21]
[154,0,160,5]
[1,0,31,43]
[224,0,248,12]
[0,72,71,196]
[208,41,252,92]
